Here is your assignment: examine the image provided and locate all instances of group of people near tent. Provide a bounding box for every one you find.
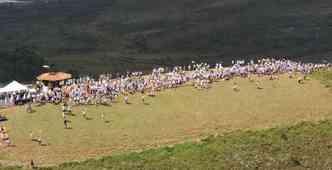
[0,81,33,106]
[1,58,330,108]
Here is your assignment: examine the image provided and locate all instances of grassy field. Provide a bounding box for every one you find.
[1,72,332,168]
[32,120,332,169]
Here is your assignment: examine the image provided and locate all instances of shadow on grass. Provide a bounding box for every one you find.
[26,109,36,114]
[100,103,112,106]
[67,113,76,117]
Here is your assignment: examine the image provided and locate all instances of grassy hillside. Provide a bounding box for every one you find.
[1,72,332,167]
[0,0,331,75]
[39,120,332,170]
[3,120,332,169]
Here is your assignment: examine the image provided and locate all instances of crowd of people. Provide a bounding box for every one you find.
[1,58,330,108]
[37,58,330,105]
[0,58,330,170]
[0,58,330,149]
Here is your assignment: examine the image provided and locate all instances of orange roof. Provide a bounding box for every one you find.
[37,72,72,81]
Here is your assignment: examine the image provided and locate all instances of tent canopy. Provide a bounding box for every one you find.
[0,81,28,93]
[37,72,72,82]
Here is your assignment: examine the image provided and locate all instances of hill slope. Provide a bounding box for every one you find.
[0,0,332,74]
[1,72,332,165]
[3,120,332,169]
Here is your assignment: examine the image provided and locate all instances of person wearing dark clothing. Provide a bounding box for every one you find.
[30,160,37,169]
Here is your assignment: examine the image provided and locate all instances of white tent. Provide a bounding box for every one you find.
[0,81,28,94]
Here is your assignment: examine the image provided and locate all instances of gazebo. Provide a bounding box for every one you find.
[36,72,72,88]
[37,72,72,82]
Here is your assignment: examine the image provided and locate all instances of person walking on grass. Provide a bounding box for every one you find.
[232,82,239,92]
[64,119,70,129]
[141,94,146,104]
[61,102,67,119]
[62,111,66,120]
[37,130,43,145]
[124,95,129,104]
[101,113,105,121]
[30,131,42,145]
[30,160,37,169]
[29,131,34,140]
[297,76,305,84]
[255,81,263,90]
[1,132,11,147]
[26,102,32,113]
[81,109,87,119]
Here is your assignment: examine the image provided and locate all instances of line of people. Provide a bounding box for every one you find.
[7,58,331,107]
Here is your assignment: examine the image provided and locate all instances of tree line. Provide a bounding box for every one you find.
[0,46,45,83]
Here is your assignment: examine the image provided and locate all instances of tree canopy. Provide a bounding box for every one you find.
[0,46,45,83]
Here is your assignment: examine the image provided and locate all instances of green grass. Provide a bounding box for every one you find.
[4,119,332,169]
[49,120,332,169]
[1,73,332,167]
[51,120,332,170]
[311,69,332,89]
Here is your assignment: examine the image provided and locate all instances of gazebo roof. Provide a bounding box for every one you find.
[37,72,72,81]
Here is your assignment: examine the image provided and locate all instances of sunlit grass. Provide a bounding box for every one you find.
[1,72,332,167]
